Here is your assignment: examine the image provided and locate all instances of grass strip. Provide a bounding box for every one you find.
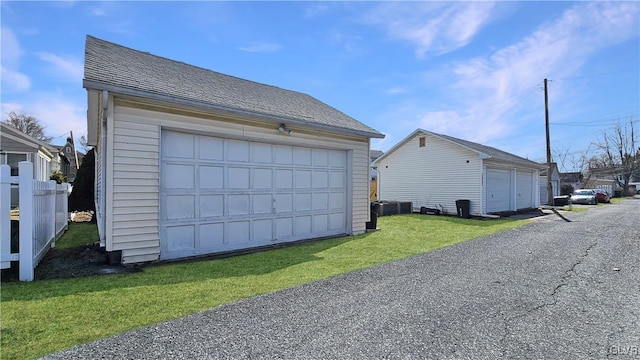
[1,215,526,359]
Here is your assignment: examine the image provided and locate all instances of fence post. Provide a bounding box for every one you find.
[49,180,57,248]
[0,165,11,269]
[18,161,34,281]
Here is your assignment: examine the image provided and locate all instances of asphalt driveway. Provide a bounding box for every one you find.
[43,199,639,359]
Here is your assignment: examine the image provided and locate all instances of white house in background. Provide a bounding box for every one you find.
[83,36,383,264]
[374,129,544,216]
[539,162,560,205]
[0,122,59,181]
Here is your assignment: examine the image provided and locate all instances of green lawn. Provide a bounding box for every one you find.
[53,222,99,249]
[1,215,527,360]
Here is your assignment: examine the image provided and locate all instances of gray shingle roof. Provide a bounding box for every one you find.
[374,129,544,169]
[433,131,544,168]
[83,36,383,138]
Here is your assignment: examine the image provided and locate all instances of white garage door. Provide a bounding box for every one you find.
[160,130,348,260]
[486,168,511,213]
[516,171,534,209]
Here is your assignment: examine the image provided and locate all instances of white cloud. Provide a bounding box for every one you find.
[1,94,86,146]
[304,3,330,18]
[372,2,639,157]
[1,27,31,93]
[30,97,86,145]
[238,42,282,53]
[1,67,31,93]
[385,87,407,95]
[329,30,364,54]
[364,2,498,57]
[435,2,637,143]
[35,52,84,82]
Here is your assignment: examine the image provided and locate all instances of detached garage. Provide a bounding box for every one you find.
[374,129,543,216]
[83,36,383,263]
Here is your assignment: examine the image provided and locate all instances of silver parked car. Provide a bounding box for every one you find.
[570,189,598,205]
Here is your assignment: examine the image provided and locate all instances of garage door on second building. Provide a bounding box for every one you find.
[486,168,511,213]
[516,171,534,209]
[160,130,348,260]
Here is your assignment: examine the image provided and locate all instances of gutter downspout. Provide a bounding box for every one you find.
[99,90,108,248]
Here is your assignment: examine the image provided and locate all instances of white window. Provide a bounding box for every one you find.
[3,153,29,176]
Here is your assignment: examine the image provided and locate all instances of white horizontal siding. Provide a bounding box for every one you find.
[351,147,369,234]
[378,133,482,215]
[105,99,371,262]
[122,252,160,264]
[108,108,160,262]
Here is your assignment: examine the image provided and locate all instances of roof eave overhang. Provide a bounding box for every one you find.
[83,80,385,139]
[483,158,546,170]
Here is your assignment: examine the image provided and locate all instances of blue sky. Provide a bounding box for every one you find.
[1,1,639,170]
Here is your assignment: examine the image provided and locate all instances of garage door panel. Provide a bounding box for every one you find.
[295,216,312,235]
[252,143,273,163]
[329,192,345,209]
[227,140,250,162]
[313,214,329,232]
[275,218,293,238]
[200,166,224,189]
[166,225,195,252]
[252,219,272,242]
[275,169,293,188]
[330,213,346,229]
[164,164,195,189]
[252,168,273,189]
[328,150,346,168]
[161,130,347,260]
[274,145,293,164]
[200,195,224,217]
[295,170,312,188]
[330,171,344,188]
[294,147,312,166]
[228,194,250,215]
[313,171,329,188]
[313,193,329,210]
[253,194,273,214]
[228,167,250,188]
[164,132,195,159]
[295,193,312,211]
[274,193,293,213]
[166,195,195,220]
[199,223,224,248]
[199,137,224,161]
[228,221,250,244]
[312,149,328,166]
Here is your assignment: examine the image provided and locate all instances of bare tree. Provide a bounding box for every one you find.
[552,146,593,173]
[4,111,53,142]
[592,117,638,195]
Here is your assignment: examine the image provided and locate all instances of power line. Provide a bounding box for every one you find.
[551,68,639,82]
[50,131,71,140]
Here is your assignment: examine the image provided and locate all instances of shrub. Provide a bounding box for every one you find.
[50,171,68,184]
[560,184,574,195]
[68,149,95,212]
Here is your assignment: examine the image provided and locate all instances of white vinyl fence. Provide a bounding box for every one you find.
[0,162,69,281]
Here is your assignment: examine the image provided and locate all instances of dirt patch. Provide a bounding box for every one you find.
[1,212,136,282]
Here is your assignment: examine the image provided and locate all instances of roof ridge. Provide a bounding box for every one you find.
[85,35,304,98]
[424,129,537,163]
[84,35,383,138]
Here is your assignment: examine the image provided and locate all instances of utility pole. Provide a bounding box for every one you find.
[544,79,553,206]
[70,130,80,169]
